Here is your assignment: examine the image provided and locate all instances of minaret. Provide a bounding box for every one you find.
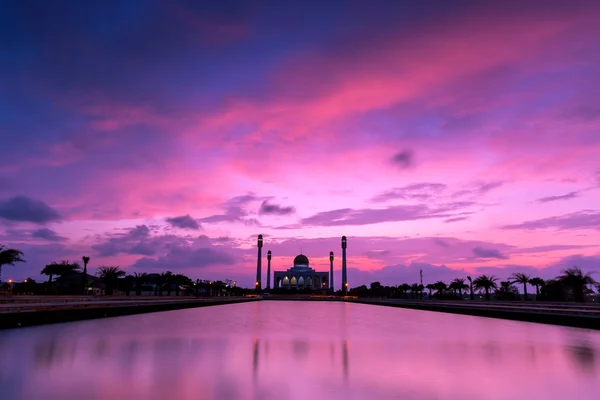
[266,250,272,290]
[329,251,334,291]
[256,234,263,290]
[341,236,347,294]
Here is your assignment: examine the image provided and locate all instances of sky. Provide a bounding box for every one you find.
[1,0,600,289]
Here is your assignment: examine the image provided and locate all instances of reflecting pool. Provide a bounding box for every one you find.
[1,301,599,399]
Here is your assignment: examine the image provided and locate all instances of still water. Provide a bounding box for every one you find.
[1,301,599,400]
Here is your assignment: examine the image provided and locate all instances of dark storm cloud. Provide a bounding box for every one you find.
[502,210,600,231]
[0,196,62,224]
[166,214,201,230]
[300,202,474,227]
[536,191,580,203]
[472,247,508,260]
[258,200,295,216]
[390,150,414,169]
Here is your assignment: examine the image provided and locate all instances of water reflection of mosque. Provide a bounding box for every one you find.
[252,339,349,383]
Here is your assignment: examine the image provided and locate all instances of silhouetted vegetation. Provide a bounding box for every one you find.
[0,244,25,282]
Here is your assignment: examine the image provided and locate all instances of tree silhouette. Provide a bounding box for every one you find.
[449,278,468,300]
[473,275,498,300]
[398,283,410,298]
[0,245,25,282]
[510,272,531,301]
[558,267,597,302]
[495,280,519,301]
[41,260,80,283]
[97,266,126,295]
[433,281,447,298]
[529,277,545,299]
[133,272,148,295]
[425,283,435,299]
[82,256,90,295]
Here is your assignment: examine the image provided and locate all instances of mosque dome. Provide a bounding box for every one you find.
[293,254,309,266]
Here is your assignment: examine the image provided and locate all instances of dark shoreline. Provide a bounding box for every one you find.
[0,297,257,330]
[346,299,600,330]
[2,296,599,331]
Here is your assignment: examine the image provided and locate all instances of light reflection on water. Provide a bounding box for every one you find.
[0,301,599,400]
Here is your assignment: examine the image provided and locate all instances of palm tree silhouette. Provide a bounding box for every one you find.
[558,267,597,302]
[82,256,90,295]
[410,283,420,299]
[97,266,126,295]
[425,283,435,299]
[449,278,468,300]
[510,272,531,301]
[433,281,447,299]
[529,277,545,299]
[0,245,25,283]
[473,275,498,300]
[133,272,147,296]
[398,283,410,298]
[42,260,80,283]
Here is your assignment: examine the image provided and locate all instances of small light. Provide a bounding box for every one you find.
[23,279,28,283]
[8,279,13,283]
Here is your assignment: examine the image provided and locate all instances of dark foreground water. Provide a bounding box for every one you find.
[1,301,599,400]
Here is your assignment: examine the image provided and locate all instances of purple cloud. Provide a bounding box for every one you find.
[300,202,474,226]
[472,247,509,260]
[390,150,414,169]
[0,196,61,224]
[133,247,235,271]
[200,194,265,224]
[444,216,469,223]
[537,191,579,203]
[259,200,295,216]
[166,214,201,230]
[502,210,600,231]
[452,181,505,198]
[371,183,447,203]
[31,228,68,242]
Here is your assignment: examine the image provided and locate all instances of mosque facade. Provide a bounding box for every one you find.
[273,254,329,290]
[256,235,349,293]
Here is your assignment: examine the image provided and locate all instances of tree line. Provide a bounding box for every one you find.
[0,245,244,296]
[349,268,598,302]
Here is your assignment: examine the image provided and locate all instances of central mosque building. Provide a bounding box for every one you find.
[273,254,329,290]
[255,235,349,292]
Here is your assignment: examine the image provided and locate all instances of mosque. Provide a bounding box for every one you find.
[255,235,348,293]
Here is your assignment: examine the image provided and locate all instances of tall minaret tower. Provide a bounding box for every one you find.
[266,250,272,290]
[256,234,263,290]
[329,251,334,291]
[341,236,347,294]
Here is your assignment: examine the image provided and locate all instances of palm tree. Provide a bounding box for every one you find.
[510,272,531,301]
[41,260,79,283]
[425,283,435,299]
[133,272,147,295]
[449,278,468,300]
[398,283,411,298]
[433,281,447,299]
[417,284,424,299]
[81,256,90,295]
[558,267,597,302]
[529,277,545,299]
[473,275,498,300]
[467,276,474,300]
[0,245,25,282]
[409,283,420,299]
[164,271,174,296]
[97,266,126,295]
